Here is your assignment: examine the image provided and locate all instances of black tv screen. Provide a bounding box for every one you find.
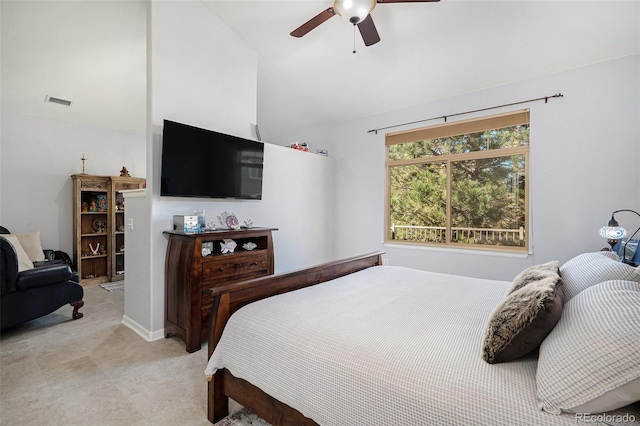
[160,120,264,199]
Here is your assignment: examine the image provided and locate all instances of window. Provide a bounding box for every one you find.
[385,110,529,252]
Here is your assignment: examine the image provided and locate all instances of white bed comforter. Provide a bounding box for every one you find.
[205,266,609,425]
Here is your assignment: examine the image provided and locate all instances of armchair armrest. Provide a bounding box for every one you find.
[15,264,73,291]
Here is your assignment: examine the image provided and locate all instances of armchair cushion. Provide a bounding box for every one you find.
[15,264,73,291]
[15,231,45,262]
[2,235,34,272]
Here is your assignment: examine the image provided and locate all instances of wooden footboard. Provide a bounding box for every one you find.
[206,251,384,424]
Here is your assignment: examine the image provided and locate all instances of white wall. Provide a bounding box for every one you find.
[0,113,145,248]
[278,55,640,281]
[123,1,335,339]
[0,1,146,253]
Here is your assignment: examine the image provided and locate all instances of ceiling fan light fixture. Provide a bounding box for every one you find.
[334,0,376,24]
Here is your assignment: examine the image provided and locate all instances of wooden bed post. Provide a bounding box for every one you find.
[208,292,230,423]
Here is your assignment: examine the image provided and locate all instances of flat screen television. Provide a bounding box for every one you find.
[160,120,264,199]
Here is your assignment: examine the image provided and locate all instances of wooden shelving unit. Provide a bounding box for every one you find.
[71,174,145,285]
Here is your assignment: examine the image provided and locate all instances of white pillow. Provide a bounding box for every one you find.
[559,251,640,301]
[2,235,34,272]
[15,230,45,262]
[536,280,640,414]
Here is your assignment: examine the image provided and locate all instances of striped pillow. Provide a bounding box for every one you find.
[536,280,640,414]
[559,251,640,301]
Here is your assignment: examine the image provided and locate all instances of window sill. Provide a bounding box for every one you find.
[383,241,532,259]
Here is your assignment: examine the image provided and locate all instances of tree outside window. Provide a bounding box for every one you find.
[386,110,529,252]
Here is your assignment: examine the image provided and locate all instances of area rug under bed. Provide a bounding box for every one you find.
[214,408,271,426]
[98,282,124,292]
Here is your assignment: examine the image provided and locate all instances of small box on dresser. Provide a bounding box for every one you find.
[173,215,200,233]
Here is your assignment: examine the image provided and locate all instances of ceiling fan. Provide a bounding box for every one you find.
[291,0,440,47]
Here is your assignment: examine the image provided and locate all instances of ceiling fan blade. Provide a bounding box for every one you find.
[357,14,380,47]
[377,0,440,3]
[291,8,336,38]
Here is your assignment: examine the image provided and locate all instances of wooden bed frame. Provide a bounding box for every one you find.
[206,251,384,424]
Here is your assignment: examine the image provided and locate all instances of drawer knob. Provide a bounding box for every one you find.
[218,267,224,272]
[252,261,258,266]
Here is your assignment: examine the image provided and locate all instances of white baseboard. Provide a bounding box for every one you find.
[121,315,165,342]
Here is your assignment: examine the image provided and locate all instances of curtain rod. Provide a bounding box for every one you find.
[367,93,564,135]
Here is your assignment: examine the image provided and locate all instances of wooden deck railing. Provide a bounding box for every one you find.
[390,224,525,247]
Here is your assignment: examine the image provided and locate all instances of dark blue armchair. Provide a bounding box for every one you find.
[1,236,84,330]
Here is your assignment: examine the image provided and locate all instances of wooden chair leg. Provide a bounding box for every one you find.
[70,300,84,319]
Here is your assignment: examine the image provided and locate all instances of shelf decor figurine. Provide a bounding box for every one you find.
[242,242,257,251]
[244,219,254,228]
[120,166,131,177]
[115,192,125,211]
[92,218,107,233]
[89,243,100,255]
[220,239,237,254]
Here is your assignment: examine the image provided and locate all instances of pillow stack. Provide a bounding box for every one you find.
[482,251,640,414]
[536,252,640,414]
[482,261,564,364]
[1,231,45,272]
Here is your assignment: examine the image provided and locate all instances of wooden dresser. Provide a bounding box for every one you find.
[163,227,276,352]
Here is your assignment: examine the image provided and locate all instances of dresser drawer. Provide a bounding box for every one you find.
[202,251,268,285]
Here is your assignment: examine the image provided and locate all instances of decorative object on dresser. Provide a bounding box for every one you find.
[163,227,277,353]
[217,211,241,230]
[220,239,237,254]
[71,174,146,285]
[242,242,257,251]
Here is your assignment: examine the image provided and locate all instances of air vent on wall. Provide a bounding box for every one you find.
[44,95,72,107]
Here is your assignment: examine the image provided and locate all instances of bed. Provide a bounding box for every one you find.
[204,251,640,425]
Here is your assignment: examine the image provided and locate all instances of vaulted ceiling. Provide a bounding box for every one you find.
[3,1,638,141]
[205,0,639,139]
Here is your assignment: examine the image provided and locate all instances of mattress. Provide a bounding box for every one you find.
[205,265,635,425]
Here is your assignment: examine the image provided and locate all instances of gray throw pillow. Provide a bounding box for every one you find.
[482,273,564,364]
[506,261,559,295]
[536,280,640,414]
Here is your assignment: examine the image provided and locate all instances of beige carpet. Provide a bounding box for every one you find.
[0,282,261,425]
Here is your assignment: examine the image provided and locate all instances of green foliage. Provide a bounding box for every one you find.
[390,163,446,227]
[389,126,528,246]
